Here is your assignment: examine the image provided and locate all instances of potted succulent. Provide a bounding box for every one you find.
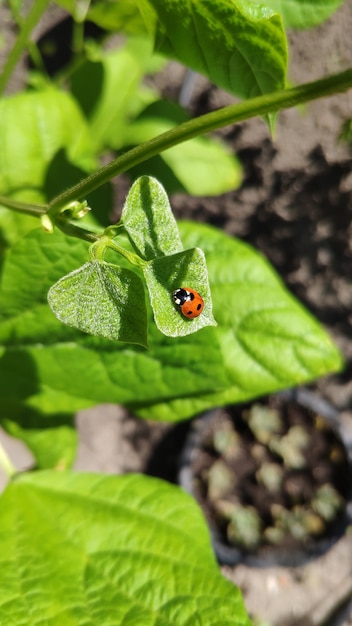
[178,388,352,567]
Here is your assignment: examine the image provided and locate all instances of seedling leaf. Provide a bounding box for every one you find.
[143,247,217,336]
[48,261,148,347]
[121,175,183,260]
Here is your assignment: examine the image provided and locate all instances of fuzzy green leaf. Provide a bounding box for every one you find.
[256,0,345,28]
[48,260,148,347]
[143,247,217,336]
[145,0,288,99]
[121,175,183,260]
[0,472,251,626]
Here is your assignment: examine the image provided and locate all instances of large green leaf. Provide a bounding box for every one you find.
[0,472,251,626]
[0,88,95,203]
[0,209,38,251]
[255,0,345,28]
[145,0,288,99]
[0,228,88,465]
[0,221,342,423]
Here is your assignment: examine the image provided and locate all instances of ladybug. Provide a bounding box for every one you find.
[172,287,204,319]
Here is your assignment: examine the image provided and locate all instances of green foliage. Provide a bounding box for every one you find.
[86,0,148,34]
[257,0,345,29]
[0,0,349,622]
[0,88,95,203]
[143,247,217,337]
[85,0,288,100]
[139,0,288,99]
[0,472,251,626]
[70,38,159,153]
[2,419,77,470]
[47,176,217,341]
[48,261,149,347]
[121,175,183,260]
[123,101,243,195]
[68,39,242,196]
[0,219,342,427]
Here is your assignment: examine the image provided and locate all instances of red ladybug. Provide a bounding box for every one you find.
[172,287,204,319]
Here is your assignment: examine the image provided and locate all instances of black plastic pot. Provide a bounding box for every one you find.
[178,388,352,567]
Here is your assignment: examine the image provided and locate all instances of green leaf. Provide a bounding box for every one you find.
[48,260,148,347]
[143,247,217,336]
[124,101,243,196]
[0,222,342,424]
[87,0,148,34]
[0,209,38,252]
[0,228,90,345]
[1,419,77,470]
[145,0,288,99]
[0,88,95,203]
[71,38,158,153]
[255,0,345,28]
[0,472,251,626]
[121,175,183,260]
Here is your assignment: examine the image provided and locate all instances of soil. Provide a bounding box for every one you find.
[179,394,351,565]
[1,1,352,625]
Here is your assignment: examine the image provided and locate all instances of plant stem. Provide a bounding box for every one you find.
[7,0,49,80]
[106,239,147,268]
[0,440,17,478]
[0,194,104,243]
[49,68,352,212]
[0,0,51,95]
[55,218,100,244]
[0,195,47,216]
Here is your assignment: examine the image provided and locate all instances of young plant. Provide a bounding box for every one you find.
[0,0,350,624]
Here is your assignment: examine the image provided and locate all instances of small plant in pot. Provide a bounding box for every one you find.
[178,389,352,567]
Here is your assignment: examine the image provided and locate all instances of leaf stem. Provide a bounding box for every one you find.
[89,235,146,267]
[48,68,352,211]
[0,440,17,479]
[0,195,47,216]
[55,218,100,244]
[106,239,147,268]
[0,0,51,95]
